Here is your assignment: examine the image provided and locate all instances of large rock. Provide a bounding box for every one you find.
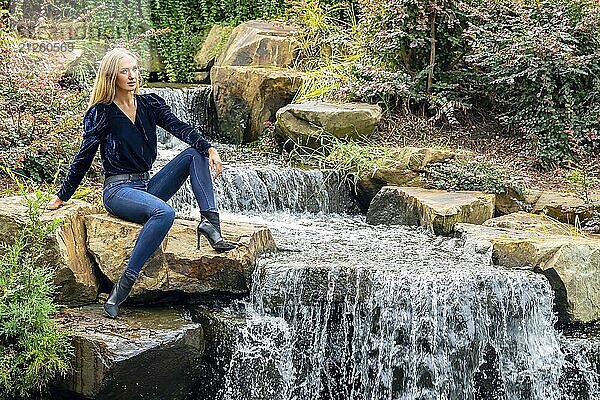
[84,214,276,301]
[194,24,235,71]
[51,306,204,400]
[483,211,577,235]
[532,191,600,224]
[0,195,99,305]
[455,218,600,324]
[495,188,542,215]
[355,147,455,210]
[211,65,302,143]
[215,20,297,68]
[367,187,495,235]
[276,102,382,148]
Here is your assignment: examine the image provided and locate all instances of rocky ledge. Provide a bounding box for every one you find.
[85,213,276,302]
[455,212,600,324]
[0,195,276,305]
[50,306,204,400]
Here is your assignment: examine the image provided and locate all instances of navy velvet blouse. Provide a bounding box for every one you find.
[57,93,212,202]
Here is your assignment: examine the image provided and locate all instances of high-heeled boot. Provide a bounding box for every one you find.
[197,210,237,252]
[103,270,136,319]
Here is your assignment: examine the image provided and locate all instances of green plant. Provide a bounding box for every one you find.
[286,133,402,187]
[561,128,600,232]
[424,156,522,194]
[462,0,600,167]
[0,169,72,399]
[0,31,88,183]
[286,0,362,102]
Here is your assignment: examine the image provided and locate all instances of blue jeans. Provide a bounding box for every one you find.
[102,147,217,278]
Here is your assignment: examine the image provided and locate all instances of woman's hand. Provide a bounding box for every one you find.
[207,147,223,180]
[47,196,64,210]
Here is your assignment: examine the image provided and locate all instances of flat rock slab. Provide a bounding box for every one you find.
[0,195,99,305]
[496,189,600,223]
[85,214,276,300]
[51,306,204,400]
[355,147,455,211]
[455,220,600,324]
[367,186,495,235]
[483,211,578,235]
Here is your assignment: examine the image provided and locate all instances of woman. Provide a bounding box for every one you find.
[47,47,236,319]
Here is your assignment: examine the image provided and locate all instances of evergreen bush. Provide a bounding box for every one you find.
[0,172,72,399]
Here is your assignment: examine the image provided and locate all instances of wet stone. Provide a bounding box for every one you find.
[50,305,204,400]
[367,186,495,235]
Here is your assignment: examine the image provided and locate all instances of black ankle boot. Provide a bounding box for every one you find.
[197,210,237,252]
[103,271,136,319]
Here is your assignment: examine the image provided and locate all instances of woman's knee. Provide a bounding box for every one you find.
[152,204,176,227]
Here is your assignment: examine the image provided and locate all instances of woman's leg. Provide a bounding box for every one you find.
[103,180,175,278]
[147,147,236,252]
[147,147,217,211]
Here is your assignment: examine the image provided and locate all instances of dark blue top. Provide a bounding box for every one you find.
[57,92,212,202]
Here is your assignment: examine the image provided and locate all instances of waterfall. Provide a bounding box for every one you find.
[211,215,566,400]
[145,87,599,400]
[559,333,600,398]
[160,162,355,215]
[145,86,356,215]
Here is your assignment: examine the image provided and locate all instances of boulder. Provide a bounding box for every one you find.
[355,147,455,210]
[51,306,204,400]
[84,214,276,301]
[455,221,600,324]
[194,24,234,71]
[495,188,542,215]
[532,191,600,224]
[483,212,577,235]
[367,187,495,235]
[215,20,297,68]
[0,195,99,305]
[389,146,456,171]
[211,65,302,143]
[276,102,382,148]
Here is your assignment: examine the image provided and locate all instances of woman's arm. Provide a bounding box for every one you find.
[49,104,107,209]
[146,93,212,153]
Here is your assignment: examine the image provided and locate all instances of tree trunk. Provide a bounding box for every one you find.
[427,7,437,95]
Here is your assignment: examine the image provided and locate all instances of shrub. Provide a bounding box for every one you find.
[0,32,88,183]
[424,156,522,194]
[462,0,600,167]
[0,171,72,399]
[338,0,471,114]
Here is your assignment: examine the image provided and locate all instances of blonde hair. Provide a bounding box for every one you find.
[88,47,143,108]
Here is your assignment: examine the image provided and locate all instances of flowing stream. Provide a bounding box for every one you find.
[148,87,600,400]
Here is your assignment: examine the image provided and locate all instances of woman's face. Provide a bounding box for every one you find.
[115,55,139,94]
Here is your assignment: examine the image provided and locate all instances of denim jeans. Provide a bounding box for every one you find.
[103,147,217,278]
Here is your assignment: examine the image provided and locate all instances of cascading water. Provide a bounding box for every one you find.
[143,87,600,400]
[153,141,356,215]
[214,215,565,400]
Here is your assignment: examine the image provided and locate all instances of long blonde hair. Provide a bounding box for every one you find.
[88,47,143,108]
